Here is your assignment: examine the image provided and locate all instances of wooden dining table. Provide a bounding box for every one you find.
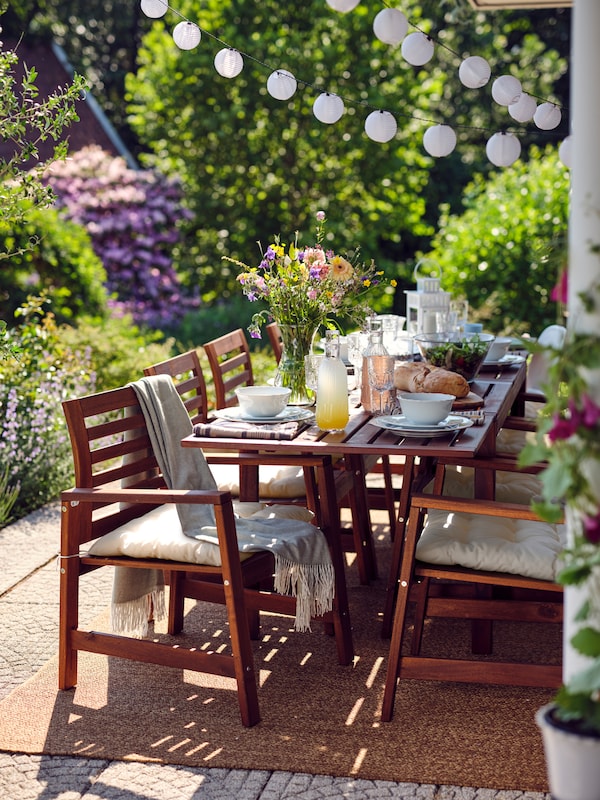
[182,356,528,637]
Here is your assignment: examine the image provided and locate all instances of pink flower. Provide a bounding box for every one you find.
[548,413,578,442]
[551,269,568,305]
[581,393,600,427]
[583,511,600,544]
[316,210,326,222]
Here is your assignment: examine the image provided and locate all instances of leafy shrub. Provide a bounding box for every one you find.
[0,296,96,524]
[0,198,108,324]
[425,146,569,336]
[57,313,177,392]
[46,145,198,330]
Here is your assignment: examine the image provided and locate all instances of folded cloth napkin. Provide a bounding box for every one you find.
[456,409,485,425]
[193,419,307,440]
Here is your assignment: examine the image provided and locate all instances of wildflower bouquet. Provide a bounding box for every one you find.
[225,211,392,340]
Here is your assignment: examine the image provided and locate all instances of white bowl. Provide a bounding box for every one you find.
[235,385,291,417]
[485,336,512,362]
[398,392,455,425]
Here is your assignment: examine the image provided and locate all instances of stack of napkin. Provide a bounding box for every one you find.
[193,419,308,440]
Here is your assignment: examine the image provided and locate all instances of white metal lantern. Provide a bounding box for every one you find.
[214,49,243,78]
[326,0,360,11]
[140,0,168,18]
[267,70,297,101]
[172,21,201,50]
[486,132,521,167]
[405,261,450,335]
[364,110,397,143]
[534,102,562,131]
[401,32,434,66]
[458,56,491,89]
[313,93,344,124]
[423,125,457,157]
[559,135,573,169]
[508,92,537,123]
[373,8,408,46]
[491,75,522,106]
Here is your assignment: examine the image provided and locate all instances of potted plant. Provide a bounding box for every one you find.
[520,280,600,800]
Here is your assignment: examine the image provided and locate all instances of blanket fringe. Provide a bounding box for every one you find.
[110,587,166,638]
[273,556,335,632]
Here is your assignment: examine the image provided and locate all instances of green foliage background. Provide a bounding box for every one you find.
[125,0,570,315]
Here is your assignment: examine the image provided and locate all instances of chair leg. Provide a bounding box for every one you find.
[410,576,430,656]
[347,455,377,584]
[167,570,185,635]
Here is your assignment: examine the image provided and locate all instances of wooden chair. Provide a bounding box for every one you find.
[59,384,353,728]
[266,321,283,364]
[381,486,564,722]
[203,329,254,408]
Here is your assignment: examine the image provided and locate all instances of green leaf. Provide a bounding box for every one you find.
[570,630,600,660]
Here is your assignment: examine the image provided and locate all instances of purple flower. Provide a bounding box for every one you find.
[581,393,600,427]
[547,413,578,442]
[583,511,600,544]
[316,211,326,222]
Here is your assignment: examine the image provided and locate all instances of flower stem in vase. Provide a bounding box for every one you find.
[274,324,317,406]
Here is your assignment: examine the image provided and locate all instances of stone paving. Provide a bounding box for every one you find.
[0,503,550,800]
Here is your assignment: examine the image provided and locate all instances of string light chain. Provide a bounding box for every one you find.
[139,0,571,167]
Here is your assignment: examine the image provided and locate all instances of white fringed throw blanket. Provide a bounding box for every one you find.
[111,374,334,636]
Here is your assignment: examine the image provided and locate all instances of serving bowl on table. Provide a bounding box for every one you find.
[235,385,291,418]
[413,332,494,382]
[484,336,512,363]
[398,392,455,425]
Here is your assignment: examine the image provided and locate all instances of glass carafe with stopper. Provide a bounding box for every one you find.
[315,330,349,432]
[360,318,389,411]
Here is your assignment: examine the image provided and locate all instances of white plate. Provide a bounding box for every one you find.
[370,414,474,437]
[483,353,526,367]
[212,406,315,424]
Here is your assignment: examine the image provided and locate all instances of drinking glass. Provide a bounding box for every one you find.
[450,299,469,333]
[304,354,323,404]
[346,331,366,390]
[367,354,396,415]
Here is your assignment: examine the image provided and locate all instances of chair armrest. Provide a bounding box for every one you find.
[409,492,563,523]
[61,486,235,507]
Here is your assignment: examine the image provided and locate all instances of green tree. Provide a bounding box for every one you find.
[125,0,569,316]
[425,145,569,336]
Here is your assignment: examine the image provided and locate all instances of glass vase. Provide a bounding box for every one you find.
[274,324,318,406]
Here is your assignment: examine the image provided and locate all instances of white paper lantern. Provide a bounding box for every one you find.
[486,132,521,167]
[214,48,243,78]
[313,93,344,124]
[534,102,562,131]
[373,8,408,46]
[326,0,360,11]
[458,56,491,89]
[508,92,537,123]
[558,135,573,168]
[140,0,168,18]
[267,69,297,101]
[491,75,522,107]
[365,110,397,143]
[172,21,201,51]
[423,125,457,157]
[401,32,434,67]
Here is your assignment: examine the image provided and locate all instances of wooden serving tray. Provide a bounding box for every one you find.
[452,391,484,410]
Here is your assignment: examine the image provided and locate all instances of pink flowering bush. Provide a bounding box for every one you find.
[46,146,197,330]
[519,293,600,733]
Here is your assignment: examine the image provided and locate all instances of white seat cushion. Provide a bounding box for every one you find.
[431,465,543,506]
[415,507,565,581]
[88,502,314,566]
[210,463,307,499]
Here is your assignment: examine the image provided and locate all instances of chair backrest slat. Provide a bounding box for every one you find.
[143,349,208,424]
[203,329,254,409]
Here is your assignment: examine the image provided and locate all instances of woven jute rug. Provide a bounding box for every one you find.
[0,540,557,790]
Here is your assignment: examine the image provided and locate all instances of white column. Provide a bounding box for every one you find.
[563,0,600,681]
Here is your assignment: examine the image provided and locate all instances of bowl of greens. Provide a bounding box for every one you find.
[413,332,495,381]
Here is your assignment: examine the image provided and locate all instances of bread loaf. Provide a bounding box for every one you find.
[394,362,469,398]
